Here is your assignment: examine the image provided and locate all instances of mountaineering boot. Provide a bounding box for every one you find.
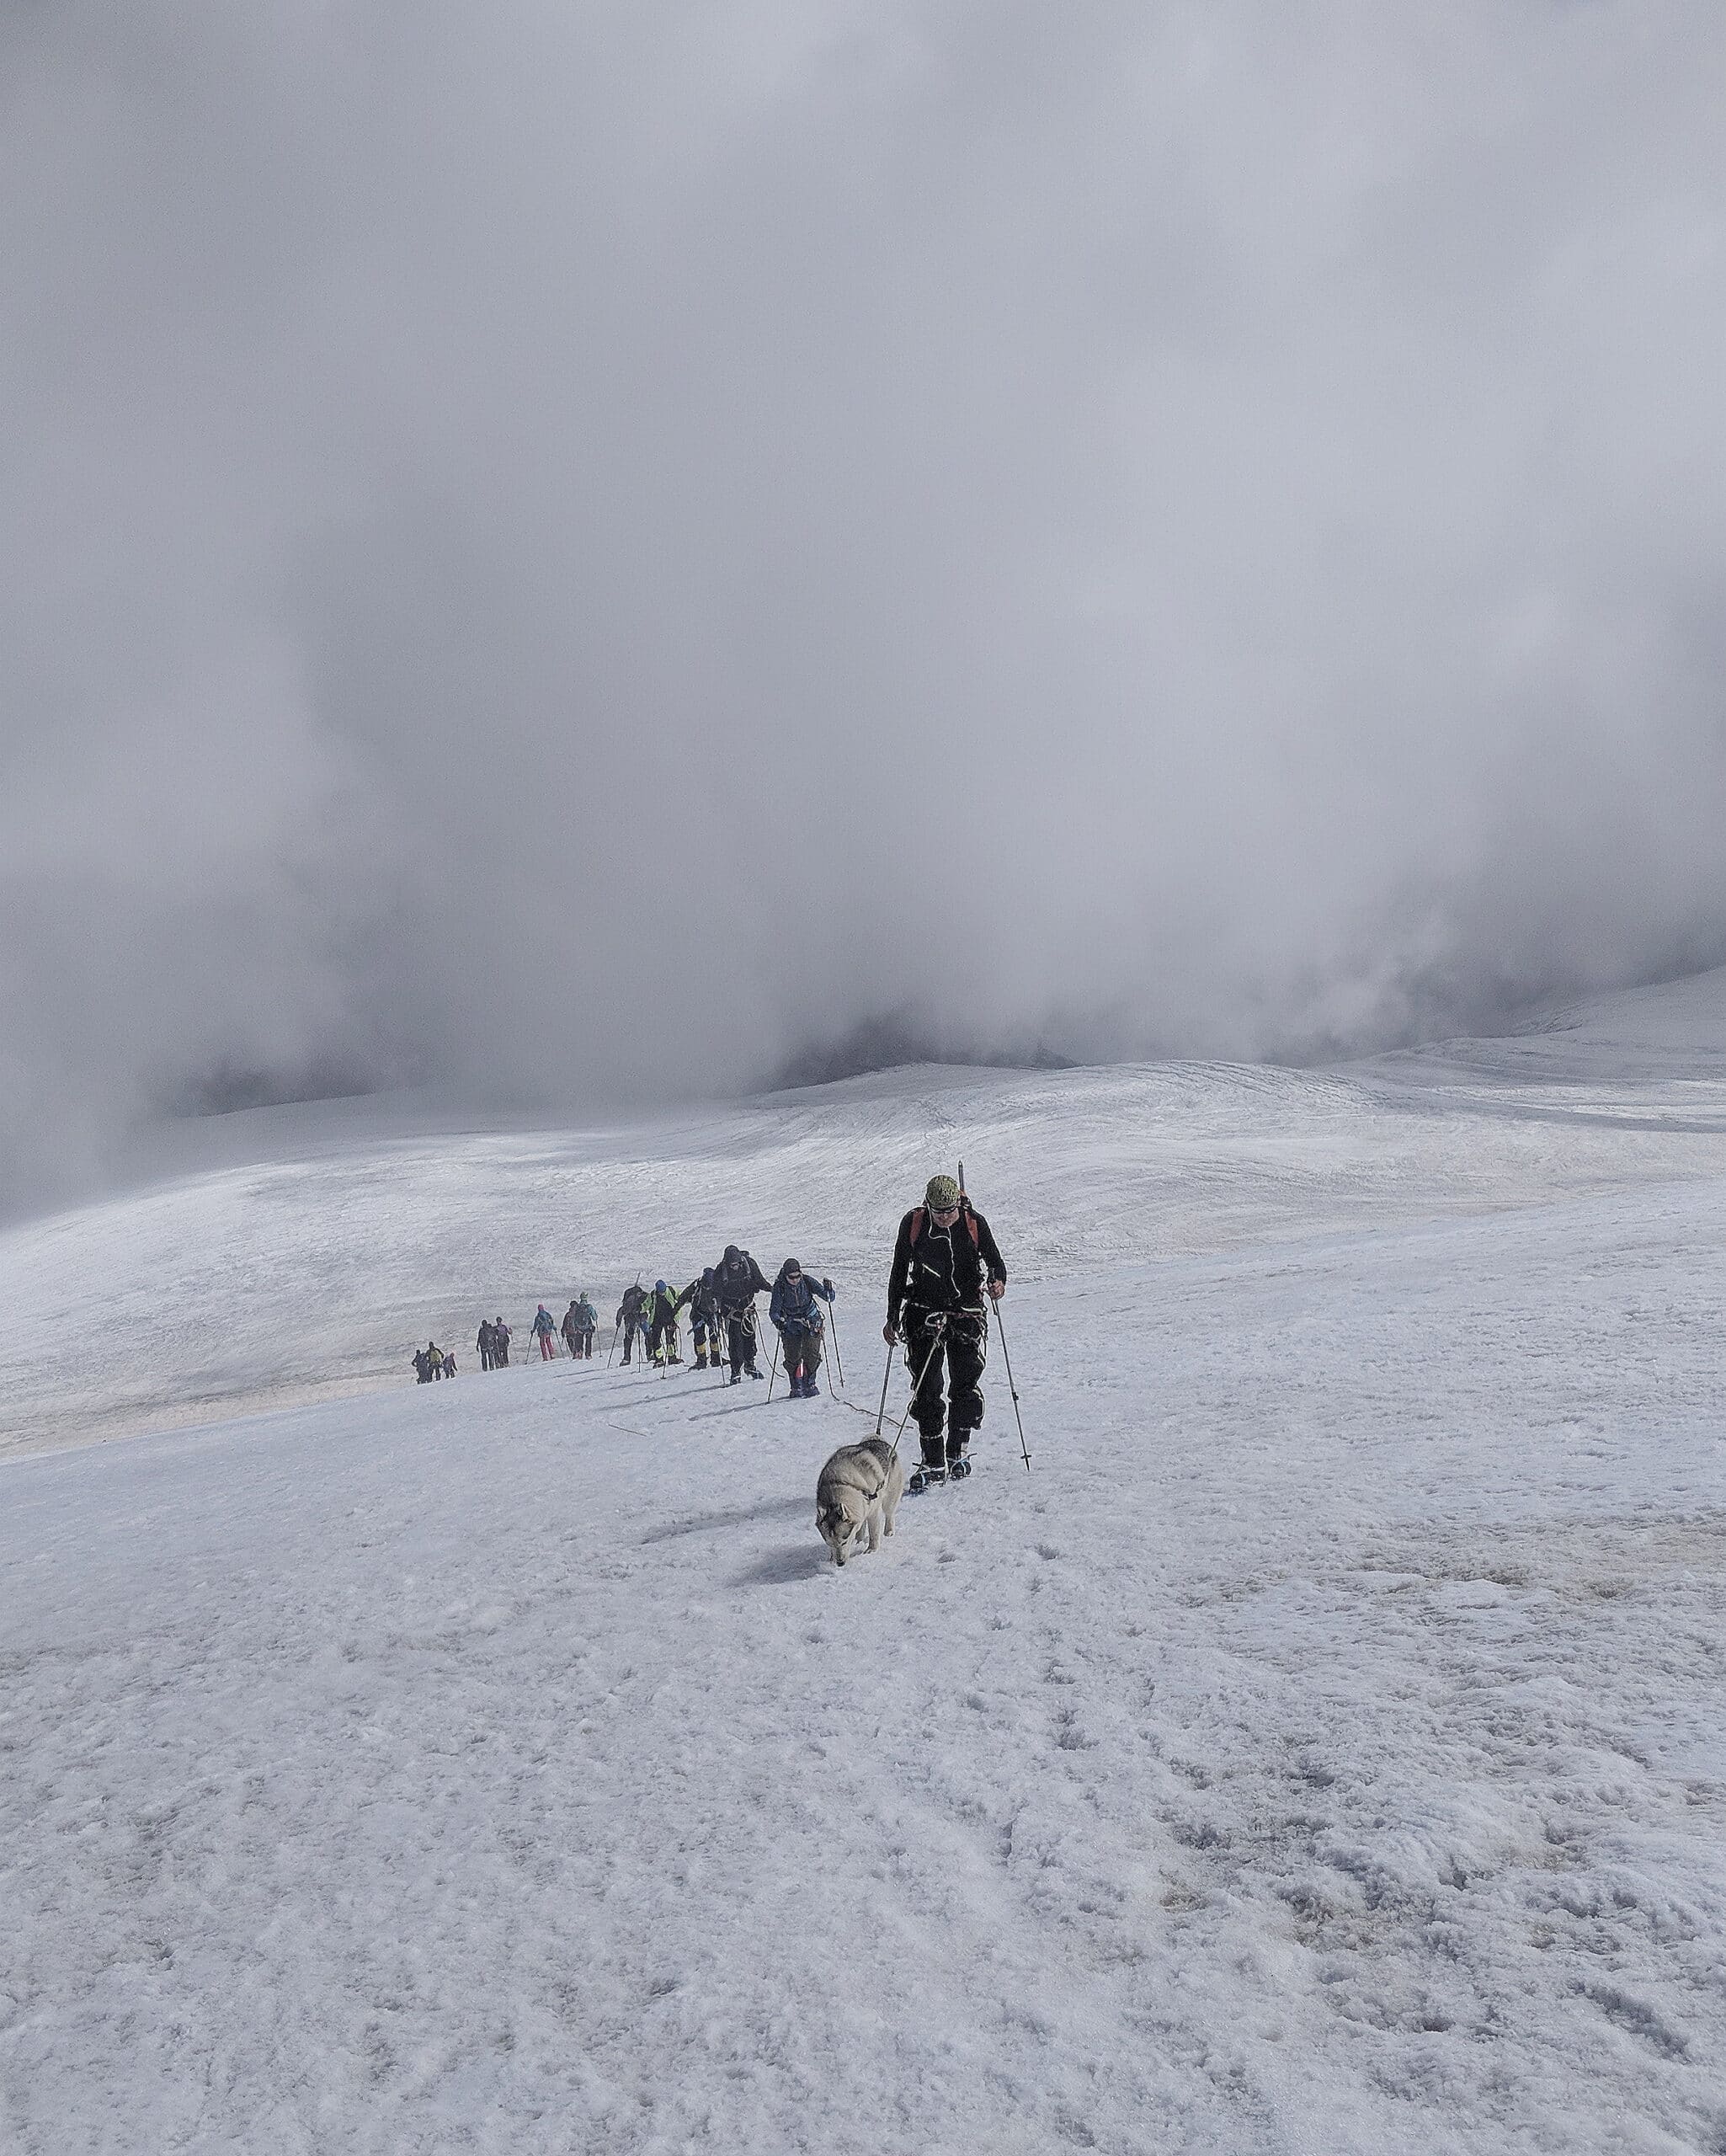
[747,1364,764,1380]
[729,1371,743,1385]
[908,1463,947,1494]
[948,1455,972,1480]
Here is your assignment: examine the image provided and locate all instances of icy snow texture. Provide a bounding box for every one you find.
[3,974,1726,2151]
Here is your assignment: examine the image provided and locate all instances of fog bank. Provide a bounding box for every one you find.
[5,3,1726,1211]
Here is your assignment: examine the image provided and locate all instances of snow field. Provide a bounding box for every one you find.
[5,973,1726,2149]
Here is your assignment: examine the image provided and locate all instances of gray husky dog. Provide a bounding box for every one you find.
[815,1437,906,1566]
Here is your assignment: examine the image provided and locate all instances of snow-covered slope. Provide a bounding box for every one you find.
[4,973,1726,2151]
[8,968,1726,1458]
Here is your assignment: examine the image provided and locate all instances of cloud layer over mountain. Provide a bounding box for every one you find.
[5,2,1725,1208]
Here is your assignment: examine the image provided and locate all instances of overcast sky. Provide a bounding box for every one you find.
[4,2,1725,1209]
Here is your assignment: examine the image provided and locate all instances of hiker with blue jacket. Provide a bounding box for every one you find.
[770,1259,835,1398]
[531,1305,558,1360]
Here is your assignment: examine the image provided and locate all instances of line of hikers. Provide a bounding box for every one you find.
[612,1251,836,1395]
[471,1301,601,1369]
[415,1172,1011,1489]
[446,1260,834,1393]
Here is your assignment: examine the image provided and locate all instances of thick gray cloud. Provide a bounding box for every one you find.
[5,2,1726,1209]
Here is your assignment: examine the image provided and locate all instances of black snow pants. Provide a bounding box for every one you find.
[690,1313,721,1366]
[903,1306,987,1466]
[781,1325,823,1385]
[621,1318,644,1364]
[724,1309,759,1376]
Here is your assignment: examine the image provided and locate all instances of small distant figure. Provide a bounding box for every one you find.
[493,1316,512,1367]
[532,1304,558,1360]
[413,1346,434,1384]
[442,1349,457,1377]
[477,1319,496,1371]
[678,1267,723,1369]
[616,1281,648,1364]
[647,1280,682,1366]
[573,1294,598,1358]
[770,1258,835,1398]
[562,1300,583,1357]
[714,1244,772,1384]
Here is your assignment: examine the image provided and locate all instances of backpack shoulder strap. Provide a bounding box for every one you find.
[908,1206,925,1246]
[964,1203,980,1248]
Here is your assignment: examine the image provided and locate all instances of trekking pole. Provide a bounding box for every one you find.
[765,1321,782,1401]
[608,1322,619,1368]
[886,1317,949,1462]
[988,1296,1031,1472]
[956,1160,1027,1471]
[874,1338,894,1434]
[825,1291,845,1388]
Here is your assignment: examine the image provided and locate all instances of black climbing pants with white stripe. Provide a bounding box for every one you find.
[903,1307,987,1465]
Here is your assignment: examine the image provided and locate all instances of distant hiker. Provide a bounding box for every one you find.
[647,1280,682,1366]
[714,1244,772,1384]
[562,1300,583,1356]
[884,1174,1007,1491]
[770,1259,835,1398]
[442,1349,457,1377]
[532,1305,558,1360]
[427,1342,446,1380]
[413,1347,433,1384]
[477,1319,496,1371]
[616,1281,648,1364]
[493,1317,512,1367]
[677,1267,724,1369]
[573,1294,598,1357]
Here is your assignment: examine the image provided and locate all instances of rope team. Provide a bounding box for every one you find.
[410,1170,1017,1492]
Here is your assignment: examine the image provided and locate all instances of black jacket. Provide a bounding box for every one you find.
[617,1283,647,1324]
[887,1202,1006,1327]
[678,1272,721,1321]
[714,1250,771,1314]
